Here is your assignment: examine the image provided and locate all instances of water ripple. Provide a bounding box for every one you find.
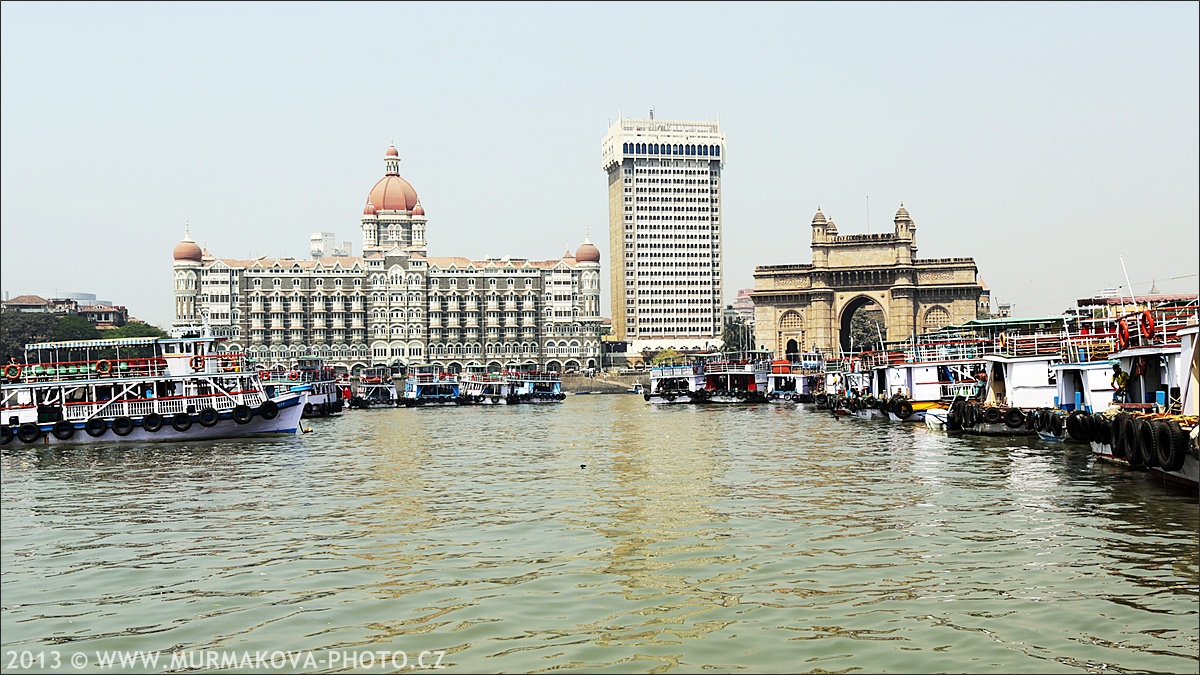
[2,397,1196,673]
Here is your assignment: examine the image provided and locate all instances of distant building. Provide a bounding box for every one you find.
[732,288,755,324]
[78,304,128,328]
[1,295,51,313]
[2,293,131,328]
[601,113,726,353]
[310,233,353,259]
[174,144,603,373]
[752,205,984,355]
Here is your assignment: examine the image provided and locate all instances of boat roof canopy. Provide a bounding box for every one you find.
[25,336,159,351]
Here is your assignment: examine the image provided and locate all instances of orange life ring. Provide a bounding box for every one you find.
[190,356,204,371]
[1116,319,1131,351]
[1140,310,1155,340]
[3,363,20,380]
[95,359,112,375]
[288,371,299,381]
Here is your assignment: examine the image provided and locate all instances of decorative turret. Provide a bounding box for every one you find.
[893,202,916,262]
[172,223,202,330]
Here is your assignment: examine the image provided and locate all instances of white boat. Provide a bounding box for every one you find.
[700,350,772,404]
[861,332,991,425]
[402,364,460,406]
[506,366,565,403]
[1,334,307,446]
[1076,308,1198,490]
[459,365,516,405]
[765,352,825,404]
[645,357,707,404]
[348,365,398,408]
[259,355,344,418]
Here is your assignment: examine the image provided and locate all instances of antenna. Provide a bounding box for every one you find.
[1119,255,1136,312]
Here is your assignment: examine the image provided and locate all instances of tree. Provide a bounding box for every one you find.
[722,315,751,354]
[100,321,168,339]
[0,312,57,359]
[649,348,681,365]
[52,315,100,342]
[848,309,886,352]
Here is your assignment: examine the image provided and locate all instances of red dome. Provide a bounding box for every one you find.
[412,201,425,216]
[173,237,202,262]
[386,144,399,157]
[363,200,377,216]
[575,241,600,263]
[367,175,419,212]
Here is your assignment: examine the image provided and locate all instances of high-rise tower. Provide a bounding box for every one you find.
[601,114,726,351]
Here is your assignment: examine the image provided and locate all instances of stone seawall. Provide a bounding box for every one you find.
[560,373,647,394]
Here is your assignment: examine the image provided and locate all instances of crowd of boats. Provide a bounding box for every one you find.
[3,298,1197,492]
[0,331,568,448]
[642,299,1199,492]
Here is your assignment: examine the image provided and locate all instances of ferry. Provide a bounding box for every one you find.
[259,355,344,418]
[506,365,565,403]
[348,365,398,408]
[1073,308,1198,490]
[459,365,516,405]
[0,334,307,446]
[645,356,706,404]
[765,351,825,404]
[701,350,772,404]
[860,331,992,426]
[402,364,460,406]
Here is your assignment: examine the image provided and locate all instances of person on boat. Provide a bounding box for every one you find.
[1111,363,1130,403]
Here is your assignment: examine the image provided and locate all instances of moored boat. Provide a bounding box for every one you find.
[259,355,344,417]
[348,365,398,408]
[459,365,516,405]
[402,364,460,406]
[1,334,307,446]
[701,350,772,404]
[506,365,565,403]
[765,352,825,404]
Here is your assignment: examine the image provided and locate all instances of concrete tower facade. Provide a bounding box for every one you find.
[601,114,726,353]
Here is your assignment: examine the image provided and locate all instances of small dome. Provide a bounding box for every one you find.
[412,201,425,216]
[363,200,376,216]
[812,209,827,225]
[895,203,911,220]
[173,236,202,262]
[575,239,600,263]
[386,144,399,157]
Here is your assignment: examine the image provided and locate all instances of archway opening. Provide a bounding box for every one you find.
[840,298,887,353]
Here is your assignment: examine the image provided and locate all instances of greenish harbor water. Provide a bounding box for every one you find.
[2,395,1197,674]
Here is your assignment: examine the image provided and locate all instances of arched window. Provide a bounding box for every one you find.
[779,311,803,332]
[923,306,950,333]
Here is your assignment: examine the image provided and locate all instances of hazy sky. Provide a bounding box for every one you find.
[2,1,1197,329]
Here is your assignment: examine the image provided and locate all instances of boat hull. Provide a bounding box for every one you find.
[1,393,307,447]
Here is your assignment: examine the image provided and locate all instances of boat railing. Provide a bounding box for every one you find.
[52,390,268,422]
[8,357,173,382]
[408,373,457,383]
[652,364,701,377]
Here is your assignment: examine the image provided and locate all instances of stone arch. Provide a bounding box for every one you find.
[838,295,888,353]
[777,310,804,359]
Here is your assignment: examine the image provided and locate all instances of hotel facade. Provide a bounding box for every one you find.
[173,146,603,374]
[601,115,726,353]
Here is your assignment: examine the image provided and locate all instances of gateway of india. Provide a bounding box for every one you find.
[172,145,603,374]
[752,205,986,357]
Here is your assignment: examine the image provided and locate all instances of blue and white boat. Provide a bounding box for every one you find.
[402,364,460,406]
